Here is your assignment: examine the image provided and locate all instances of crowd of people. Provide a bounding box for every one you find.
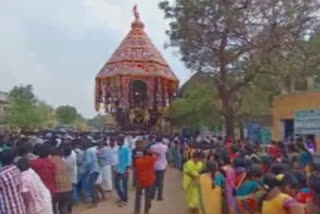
[0,131,320,214]
[169,137,320,214]
[0,131,169,214]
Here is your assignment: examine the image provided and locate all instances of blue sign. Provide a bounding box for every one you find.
[247,123,271,144]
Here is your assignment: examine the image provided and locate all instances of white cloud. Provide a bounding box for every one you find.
[0,14,51,97]
[83,0,131,35]
[0,0,189,118]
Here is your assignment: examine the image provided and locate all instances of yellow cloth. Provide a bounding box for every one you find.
[199,173,223,214]
[262,193,291,214]
[183,160,203,209]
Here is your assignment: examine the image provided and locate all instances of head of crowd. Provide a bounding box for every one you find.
[172,136,320,214]
[0,130,320,214]
[0,129,176,213]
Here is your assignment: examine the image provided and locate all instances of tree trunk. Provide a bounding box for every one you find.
[219,86,236,138]
[239,121,244,139]
[224,113,235,138]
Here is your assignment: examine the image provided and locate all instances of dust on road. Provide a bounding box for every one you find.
[76,168,187,214]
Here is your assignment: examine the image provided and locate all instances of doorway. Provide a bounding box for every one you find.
[130,80,148,108]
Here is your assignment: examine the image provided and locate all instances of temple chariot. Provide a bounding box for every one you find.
[95,6,179,131]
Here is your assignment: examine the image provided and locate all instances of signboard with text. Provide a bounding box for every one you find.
[294,109,320,135]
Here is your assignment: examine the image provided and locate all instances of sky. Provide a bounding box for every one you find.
[0,0,191,118]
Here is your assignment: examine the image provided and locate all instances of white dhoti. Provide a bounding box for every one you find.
[100,165,113,191]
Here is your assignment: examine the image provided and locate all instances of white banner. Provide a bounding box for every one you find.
[294,109,320,135]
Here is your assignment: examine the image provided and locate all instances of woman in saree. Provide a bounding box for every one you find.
[199,161,225,214]
[297,142,312,176]
[168,141,175,166]
[183,152,204,214]
[306,173,320,214]
[231,164,263,214]
[223,158,246,213]
[173,142,180,169]
[261,173,305,214]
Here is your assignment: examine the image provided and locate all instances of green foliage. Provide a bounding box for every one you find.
[3,85,86,130]
[56,105,79,125]
[160,0,320,136]
[239,74,279,116]
[87,114,108,130]
[239,31,320,115]
[37,101,57,128]
[169,80,222,130]
[262,33,320,93]
[72,117,88,131]
[0,111,6,125]
[5,85,39,129]
[4,85,55,129]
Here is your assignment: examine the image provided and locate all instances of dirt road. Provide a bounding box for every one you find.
[76,168,187,214]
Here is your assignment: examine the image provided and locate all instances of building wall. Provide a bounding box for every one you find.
[272,90,320,150]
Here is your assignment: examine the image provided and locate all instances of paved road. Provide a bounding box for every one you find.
[76,168,187,214]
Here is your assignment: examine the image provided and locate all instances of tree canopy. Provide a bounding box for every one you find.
[169,72,222,130]
[56,105,79,125]
[4,85,56,129]
[1,85,101,131]
[160,0,320,136]
[87,114,109,131]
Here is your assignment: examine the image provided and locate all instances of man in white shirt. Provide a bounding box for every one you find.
[150,137,168,201]
[63,144,78,203]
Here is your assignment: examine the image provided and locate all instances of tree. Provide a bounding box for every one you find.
[0,111,5,125]
[262,32,320,94]
[87,114,108,131]
[5,85,43,129]
[160,0,320,136]
[239,74,278,116]
[72,118,88,131]
[37,101,57,128]
[169,73,222,130]
[56,105,79,125]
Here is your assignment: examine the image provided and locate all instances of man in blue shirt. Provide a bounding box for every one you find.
[115,136,131,207]
[83,142,100,206]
